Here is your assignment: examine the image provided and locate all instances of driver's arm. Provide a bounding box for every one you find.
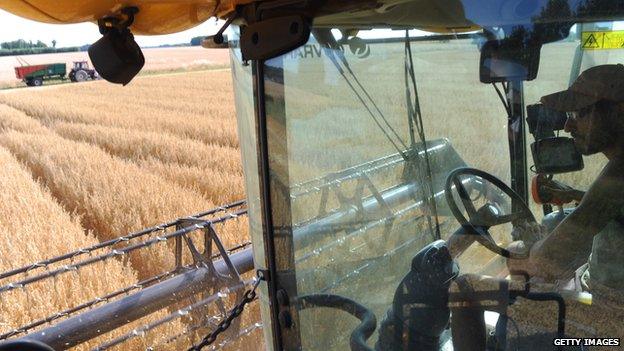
[529,165,624,279]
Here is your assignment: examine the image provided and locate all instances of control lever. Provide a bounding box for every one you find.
[531,174,584,206]
[376,240,459,350]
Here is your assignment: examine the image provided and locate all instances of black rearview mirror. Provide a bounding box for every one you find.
[479,40,541,83]
[88,29,145,85]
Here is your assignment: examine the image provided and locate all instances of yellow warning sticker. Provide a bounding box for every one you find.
[581,31,624,50]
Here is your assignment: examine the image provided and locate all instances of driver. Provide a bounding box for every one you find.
[451,64,624,349]
[524,63,624,287]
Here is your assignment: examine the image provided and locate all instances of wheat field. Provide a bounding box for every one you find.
[0,144,193,351]
[0,67,259,350]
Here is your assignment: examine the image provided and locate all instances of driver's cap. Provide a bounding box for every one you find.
[541,64,624,112]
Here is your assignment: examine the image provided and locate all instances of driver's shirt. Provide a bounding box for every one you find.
[588,218,624,291]
[582,158,624,293]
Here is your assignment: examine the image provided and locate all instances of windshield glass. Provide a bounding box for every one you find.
[232,3,624,349]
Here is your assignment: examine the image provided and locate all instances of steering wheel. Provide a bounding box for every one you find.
[0,340,55,351]
[445,167,536,259]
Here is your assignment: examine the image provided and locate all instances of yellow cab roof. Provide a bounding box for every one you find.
[0,0,480,35]
[0,0,254,35]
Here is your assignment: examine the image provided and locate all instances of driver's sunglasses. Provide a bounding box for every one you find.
[567,100,609,121]
[567,104,595,121]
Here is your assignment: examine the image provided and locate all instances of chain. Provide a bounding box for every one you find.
[188,271,264,351]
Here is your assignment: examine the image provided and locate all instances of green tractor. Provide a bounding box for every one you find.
[14,60,98,86]
[68,61,98,82]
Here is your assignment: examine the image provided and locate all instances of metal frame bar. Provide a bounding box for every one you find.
[252,58,285,351]
[92,280,253,350]
[0,200,245,281]
[15,250,254,349]
[2,202,248,348]
[1,241,253,340]
[1,268,181,339]
[507,80,529,212]
[0,209,247,294]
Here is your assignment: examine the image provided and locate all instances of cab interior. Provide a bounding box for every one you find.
[229,0,624,349]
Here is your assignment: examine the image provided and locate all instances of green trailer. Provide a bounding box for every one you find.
[14,63,66,86]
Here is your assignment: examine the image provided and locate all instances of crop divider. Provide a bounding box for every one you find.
[176,218,245,341]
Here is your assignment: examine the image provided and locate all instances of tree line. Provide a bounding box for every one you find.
[1,39,52,50]
[0,39,80,57]
[2,35,228,57]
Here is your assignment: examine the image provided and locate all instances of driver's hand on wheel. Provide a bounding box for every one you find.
[506,241,530,268]
[510,220,546,247]
[506,222,547,277]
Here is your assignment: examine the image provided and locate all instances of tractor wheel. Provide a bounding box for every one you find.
[25,80,34,86]
[32,78,43,87]
[74,70,88,82]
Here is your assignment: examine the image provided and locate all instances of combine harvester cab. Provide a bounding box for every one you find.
[2,0,624,350]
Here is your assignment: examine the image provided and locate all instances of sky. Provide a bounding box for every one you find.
[3,7,624,49]
[0,9,222,48]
